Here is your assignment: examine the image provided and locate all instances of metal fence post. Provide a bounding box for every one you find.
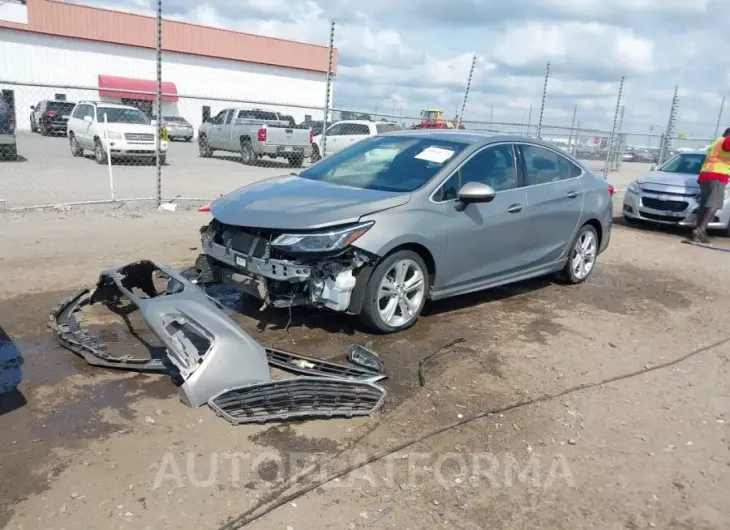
[614,105,625,172]
[714,96,725,138]
[536,61,550,139]
[320,20,335,159]
[457,54,476,129]
[603,76,624,179]
[155,0,162,207]
[526,104,532,136]
[567,104,577,152]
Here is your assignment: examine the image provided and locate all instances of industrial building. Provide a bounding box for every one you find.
[0,0,337,132]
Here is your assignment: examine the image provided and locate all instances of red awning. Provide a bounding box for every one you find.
[97,75,178,102]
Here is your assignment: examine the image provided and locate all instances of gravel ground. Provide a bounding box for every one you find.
[0,174,728,529]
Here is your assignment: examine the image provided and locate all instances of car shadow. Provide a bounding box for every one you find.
[0,154,28,163]
[213,276,555,336]
[612,215,692,238]
[81,154,168,166]
[210,154,295,169]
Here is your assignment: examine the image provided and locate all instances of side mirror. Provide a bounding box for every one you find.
[30,106,35,110]
[457,181,496,205]
[83,115,93,123]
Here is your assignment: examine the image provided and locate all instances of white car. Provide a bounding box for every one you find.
[311,120,402,161]
[67,101,168,164]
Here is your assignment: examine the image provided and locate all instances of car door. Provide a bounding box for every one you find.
[436,142,531,289]
[207,110,228,149]
[321,123,345,155]
[339,123,371,151]
[517,143,585,268]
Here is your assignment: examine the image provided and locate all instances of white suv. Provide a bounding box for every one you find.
[67,102,168,164]
[311,120,402,161]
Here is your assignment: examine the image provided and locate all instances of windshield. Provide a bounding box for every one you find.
[299,135,469,192]
[97,107,149,125]
[658,153,705,175]
[47,102,76,113]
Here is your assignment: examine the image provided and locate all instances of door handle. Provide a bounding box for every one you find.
[567,191,580,199]
[507,203,524,213]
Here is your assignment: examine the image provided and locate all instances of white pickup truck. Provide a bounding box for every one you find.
[197,108,312,167]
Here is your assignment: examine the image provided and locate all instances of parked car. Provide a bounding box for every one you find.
[67,101,168,164]
[622,149,730,234]
[30,100,76,135]
[198,108,312,167]
[622,147,657,163]
[300,119,324,137]
[311,120,402,161]
[196,131,613,333]
[0,96,17,160]
[158,116,194,142]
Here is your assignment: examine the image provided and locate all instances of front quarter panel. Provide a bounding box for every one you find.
[353,203,447,285]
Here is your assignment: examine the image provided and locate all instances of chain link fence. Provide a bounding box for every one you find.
[0,12,724,210]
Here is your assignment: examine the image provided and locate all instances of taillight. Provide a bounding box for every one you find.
[608,184,615,197]
[45,110,57,117]
[309,128,313,143]
[257,128,267,142]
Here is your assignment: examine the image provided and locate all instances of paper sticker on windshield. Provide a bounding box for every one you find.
[415,146,455,164]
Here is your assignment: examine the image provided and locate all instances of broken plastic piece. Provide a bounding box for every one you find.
[208,376,387,425]
[267,347,386,382]
[347,344,385,374]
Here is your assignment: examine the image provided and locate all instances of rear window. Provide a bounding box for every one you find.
[238,110,279,121]
[164,116,187,123]
[47,101,76,112]
[376,123,401,134]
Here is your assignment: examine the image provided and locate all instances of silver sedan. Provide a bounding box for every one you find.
[622,150,730,235]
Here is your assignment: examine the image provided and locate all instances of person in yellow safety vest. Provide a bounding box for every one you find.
[693,128,730,243]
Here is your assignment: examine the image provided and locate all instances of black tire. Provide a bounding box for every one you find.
[359,249,429,333]
[185,137,193,143]
[310,144,321,163]
[39,121,48,136]
[556,223,599,284]
[240,139,255,165]
[69,133,83,157]
[94,139,107,165]
[289,154,304,168]
[198,135,213,158]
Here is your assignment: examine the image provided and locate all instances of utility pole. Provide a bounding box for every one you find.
[567,104,577,152]
[603,76,625,179]
[714,96,725,138]
[536,61,550,139]
[457,54,477,129]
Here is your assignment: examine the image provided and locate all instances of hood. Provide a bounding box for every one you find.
[639,170,699,190]
[210,175,411,230]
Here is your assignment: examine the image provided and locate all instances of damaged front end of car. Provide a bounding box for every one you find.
[197,219,379,314]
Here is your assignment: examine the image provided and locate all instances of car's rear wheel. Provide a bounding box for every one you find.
[558,224,599,284]
[310,145,321,163]
[69,134,83,157]
[240,139,255,165]
[359,250,428,333]
[198,135,213,157]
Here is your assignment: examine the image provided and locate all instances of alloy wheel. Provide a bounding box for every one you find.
[376,259,426,328]
[571,230,597,280]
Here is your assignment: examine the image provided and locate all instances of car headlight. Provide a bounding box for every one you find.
[104,131,123,140]
[272,222,374,253]
[627,181,639,194]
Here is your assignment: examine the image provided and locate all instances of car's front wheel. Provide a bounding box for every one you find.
[558,223,599,284]
[69,133,83,157]
[359,250,429,333]
[94,139,107,165]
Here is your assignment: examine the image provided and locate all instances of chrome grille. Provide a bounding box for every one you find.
[124,133,154,142]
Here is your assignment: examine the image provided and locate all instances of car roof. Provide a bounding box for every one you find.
[379,129,569,150]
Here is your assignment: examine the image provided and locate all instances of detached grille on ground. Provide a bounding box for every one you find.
[208,377,387,425]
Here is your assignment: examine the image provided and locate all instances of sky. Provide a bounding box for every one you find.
[68,0,730,142]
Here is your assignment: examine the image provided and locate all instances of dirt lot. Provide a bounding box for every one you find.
[1,190,729,530]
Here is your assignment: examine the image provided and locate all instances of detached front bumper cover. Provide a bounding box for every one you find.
[50,260,387,424]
